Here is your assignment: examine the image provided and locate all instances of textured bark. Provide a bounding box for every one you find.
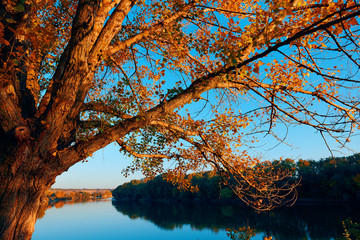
[0,2,124,237]
[0,150,55,240]
[0,125,57,240]
[0,179,45,240]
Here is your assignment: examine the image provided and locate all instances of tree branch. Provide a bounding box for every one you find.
[116,139,172,159]
[89,0,137,61]
[149,120,199,136]
[81,102,132,119]
[60,74,218,169]
[106,1,195,56]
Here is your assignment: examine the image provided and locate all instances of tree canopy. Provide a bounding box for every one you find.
[1,0,360,238]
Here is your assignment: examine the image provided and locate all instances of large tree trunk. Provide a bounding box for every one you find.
[0,144,56,240]
[0,182,44,240]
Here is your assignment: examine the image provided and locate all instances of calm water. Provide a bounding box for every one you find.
[32,199,359,240]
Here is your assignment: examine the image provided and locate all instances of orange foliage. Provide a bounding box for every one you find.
[1,0,360,212]
[54,191,65,199]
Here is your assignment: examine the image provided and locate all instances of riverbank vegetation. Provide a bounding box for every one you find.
[113,154,360,203]
[44,189,112,203]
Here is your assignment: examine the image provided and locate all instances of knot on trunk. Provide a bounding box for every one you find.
[14,126,31,142]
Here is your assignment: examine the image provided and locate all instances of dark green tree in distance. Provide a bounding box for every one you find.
[113,154,360,202]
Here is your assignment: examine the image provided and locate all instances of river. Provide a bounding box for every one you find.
[32,199,359,240]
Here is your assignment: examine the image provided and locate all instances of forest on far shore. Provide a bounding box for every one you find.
[44,189,112,203]
[112,154,360,203]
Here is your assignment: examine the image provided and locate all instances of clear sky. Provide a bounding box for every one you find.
[52,120,360,189]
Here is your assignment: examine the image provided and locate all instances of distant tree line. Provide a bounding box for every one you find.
[296,154,360,201]
[44,190,112,203]
[112,154,360,202]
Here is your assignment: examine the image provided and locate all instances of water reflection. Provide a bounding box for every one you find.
[112,200,360,240]
[37,198,111,219]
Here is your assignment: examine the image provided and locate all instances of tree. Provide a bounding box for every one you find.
[54,190,65,199]
[1,0,360,239]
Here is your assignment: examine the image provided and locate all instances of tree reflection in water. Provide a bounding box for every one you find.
[112,200,360,240]
[36,198,111,219]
